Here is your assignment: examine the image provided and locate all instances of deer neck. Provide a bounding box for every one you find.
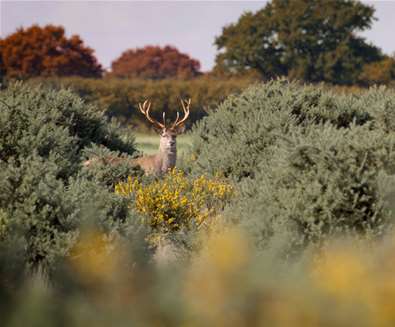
[158,139,177,173]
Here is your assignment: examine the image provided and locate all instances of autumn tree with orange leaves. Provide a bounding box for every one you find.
[111,45,201,79]
[0,25,102,78]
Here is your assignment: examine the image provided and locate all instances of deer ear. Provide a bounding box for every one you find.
[173,124,186,134]
[152,125,163,134]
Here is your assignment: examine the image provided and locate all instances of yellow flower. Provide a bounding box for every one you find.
[69,231,119,285]
[114,169,233,232]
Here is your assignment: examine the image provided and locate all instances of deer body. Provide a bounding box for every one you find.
[83,99,190,176]
[133,133,177,174]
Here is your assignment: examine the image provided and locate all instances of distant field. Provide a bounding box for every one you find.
[134,133,192,155]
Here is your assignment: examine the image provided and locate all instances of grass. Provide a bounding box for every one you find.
[134,133,192,156]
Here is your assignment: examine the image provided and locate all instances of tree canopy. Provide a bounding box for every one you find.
[214,0,386,85]
[0,24,102,78]
[111,45,201,79]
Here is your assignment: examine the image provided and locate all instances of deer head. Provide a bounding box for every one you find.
[138,98,190,150]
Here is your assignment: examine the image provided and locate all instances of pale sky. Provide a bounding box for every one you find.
[1,1,395,72]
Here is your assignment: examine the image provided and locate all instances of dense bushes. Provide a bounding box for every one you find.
[188,79,395,251]
[0,82,142,269]
[2,78,394,267]
[26,76,255,130]
[2,77,395,326]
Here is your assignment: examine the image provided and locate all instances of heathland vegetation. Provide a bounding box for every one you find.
[1,79,395,326]
[1,0,395,325]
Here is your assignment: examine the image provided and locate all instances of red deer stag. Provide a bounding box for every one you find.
[83,99,191,175]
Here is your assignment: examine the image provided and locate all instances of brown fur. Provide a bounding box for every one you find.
[83,130,178,175]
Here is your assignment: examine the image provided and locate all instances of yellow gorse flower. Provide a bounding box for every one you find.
[115,169,233,232]
[69,231,119,285]
[311,237,395,327]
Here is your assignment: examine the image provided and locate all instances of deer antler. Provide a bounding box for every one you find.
[139,99,190,131]
[138,100,165,129]
[170,98,191,130]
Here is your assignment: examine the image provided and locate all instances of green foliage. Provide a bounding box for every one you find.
[25,76,255,131]
[215,0,385,85]
[81,144,142,187]
[189,79,395,250]
[0,82,136,159]
[0,82,141,269]
[188,80,370,179]
[1,78,395,327]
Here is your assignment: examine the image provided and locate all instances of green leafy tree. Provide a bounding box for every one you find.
[214,0,383,84]
[0,24,102,78]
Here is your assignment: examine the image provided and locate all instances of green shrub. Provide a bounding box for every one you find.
[0,82,142,269]
[188,79,395,251]
[25,76,255,130]
[80,144,143,187]
[230,123,395,252]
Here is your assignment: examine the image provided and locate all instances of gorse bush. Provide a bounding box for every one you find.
[188,79,377,179]
[115,169,233,232]
[0,82,137,158]
[188,79,395,250]
[0,82,142,269]
[81,144,143,187]
[231,123,395,252]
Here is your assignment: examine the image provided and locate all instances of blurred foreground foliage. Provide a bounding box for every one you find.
[3,226,395,326]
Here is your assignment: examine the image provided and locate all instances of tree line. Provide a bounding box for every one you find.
[1,0,394,86]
